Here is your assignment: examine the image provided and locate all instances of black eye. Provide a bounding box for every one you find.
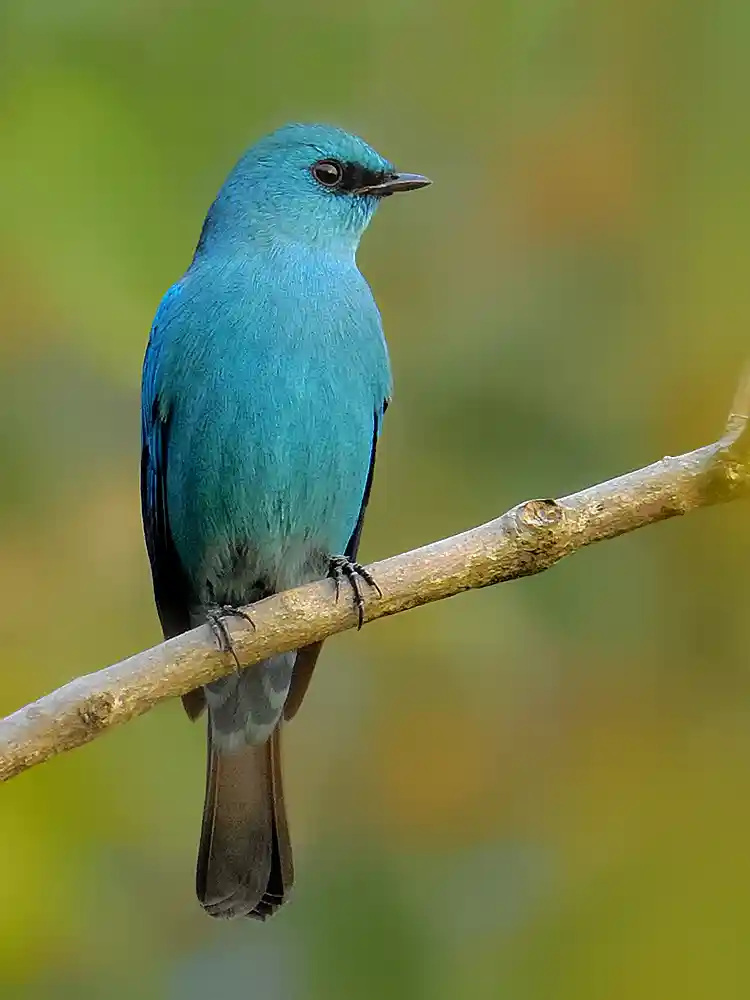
[311,159,345,189]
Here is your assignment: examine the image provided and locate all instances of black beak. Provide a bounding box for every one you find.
[355,172,432,197]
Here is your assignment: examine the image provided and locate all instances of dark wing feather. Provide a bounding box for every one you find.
[141,340,202,716]
[284,404,385,721]
[343,403,384,563]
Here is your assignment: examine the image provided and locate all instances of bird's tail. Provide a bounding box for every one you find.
[194,651,296,918]
[196,718,292,919]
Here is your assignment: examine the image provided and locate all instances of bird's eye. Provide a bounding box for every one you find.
[311,159,345,189]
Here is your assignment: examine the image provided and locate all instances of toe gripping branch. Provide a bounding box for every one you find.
[206,605,256,670]
[328,556,382,629]
[207,557,381,671]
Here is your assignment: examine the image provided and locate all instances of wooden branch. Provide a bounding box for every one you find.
[2,373,750,783]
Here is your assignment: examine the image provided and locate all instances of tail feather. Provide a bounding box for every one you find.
[182,687,206,721]
[197,722,292,919]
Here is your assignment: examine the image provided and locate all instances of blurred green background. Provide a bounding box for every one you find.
[2,1,750,997]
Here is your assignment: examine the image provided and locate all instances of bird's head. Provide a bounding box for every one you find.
[198,123,431,258]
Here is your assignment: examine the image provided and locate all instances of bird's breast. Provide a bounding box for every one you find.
[164,260,387,598]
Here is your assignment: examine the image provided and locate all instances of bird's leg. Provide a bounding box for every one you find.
[206,605,256,672]
[328,556,382,630]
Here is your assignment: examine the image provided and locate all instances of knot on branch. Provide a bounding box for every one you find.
[78,691,117,730]
[518,498,564,529]
[507,498,569,578]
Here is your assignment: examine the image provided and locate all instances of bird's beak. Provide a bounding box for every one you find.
[355,172,432,197]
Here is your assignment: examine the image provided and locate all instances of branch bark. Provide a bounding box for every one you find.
[2,371,750,783]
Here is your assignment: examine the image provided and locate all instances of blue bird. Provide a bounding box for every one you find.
[141,123,430,919]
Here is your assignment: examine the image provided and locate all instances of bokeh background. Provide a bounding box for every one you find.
[2,1,750,997]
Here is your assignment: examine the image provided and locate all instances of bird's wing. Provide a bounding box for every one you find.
[141,317,201,719]
[344,399,387,562]
[142,325,205,718]
[284,400,388,721]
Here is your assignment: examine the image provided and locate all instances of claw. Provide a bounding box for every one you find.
[327,556,381,630]
[206,604,256,672]
[330,562,342,602]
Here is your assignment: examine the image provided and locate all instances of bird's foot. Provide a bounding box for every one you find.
[206,605,256,672]
[328,556,382,630]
